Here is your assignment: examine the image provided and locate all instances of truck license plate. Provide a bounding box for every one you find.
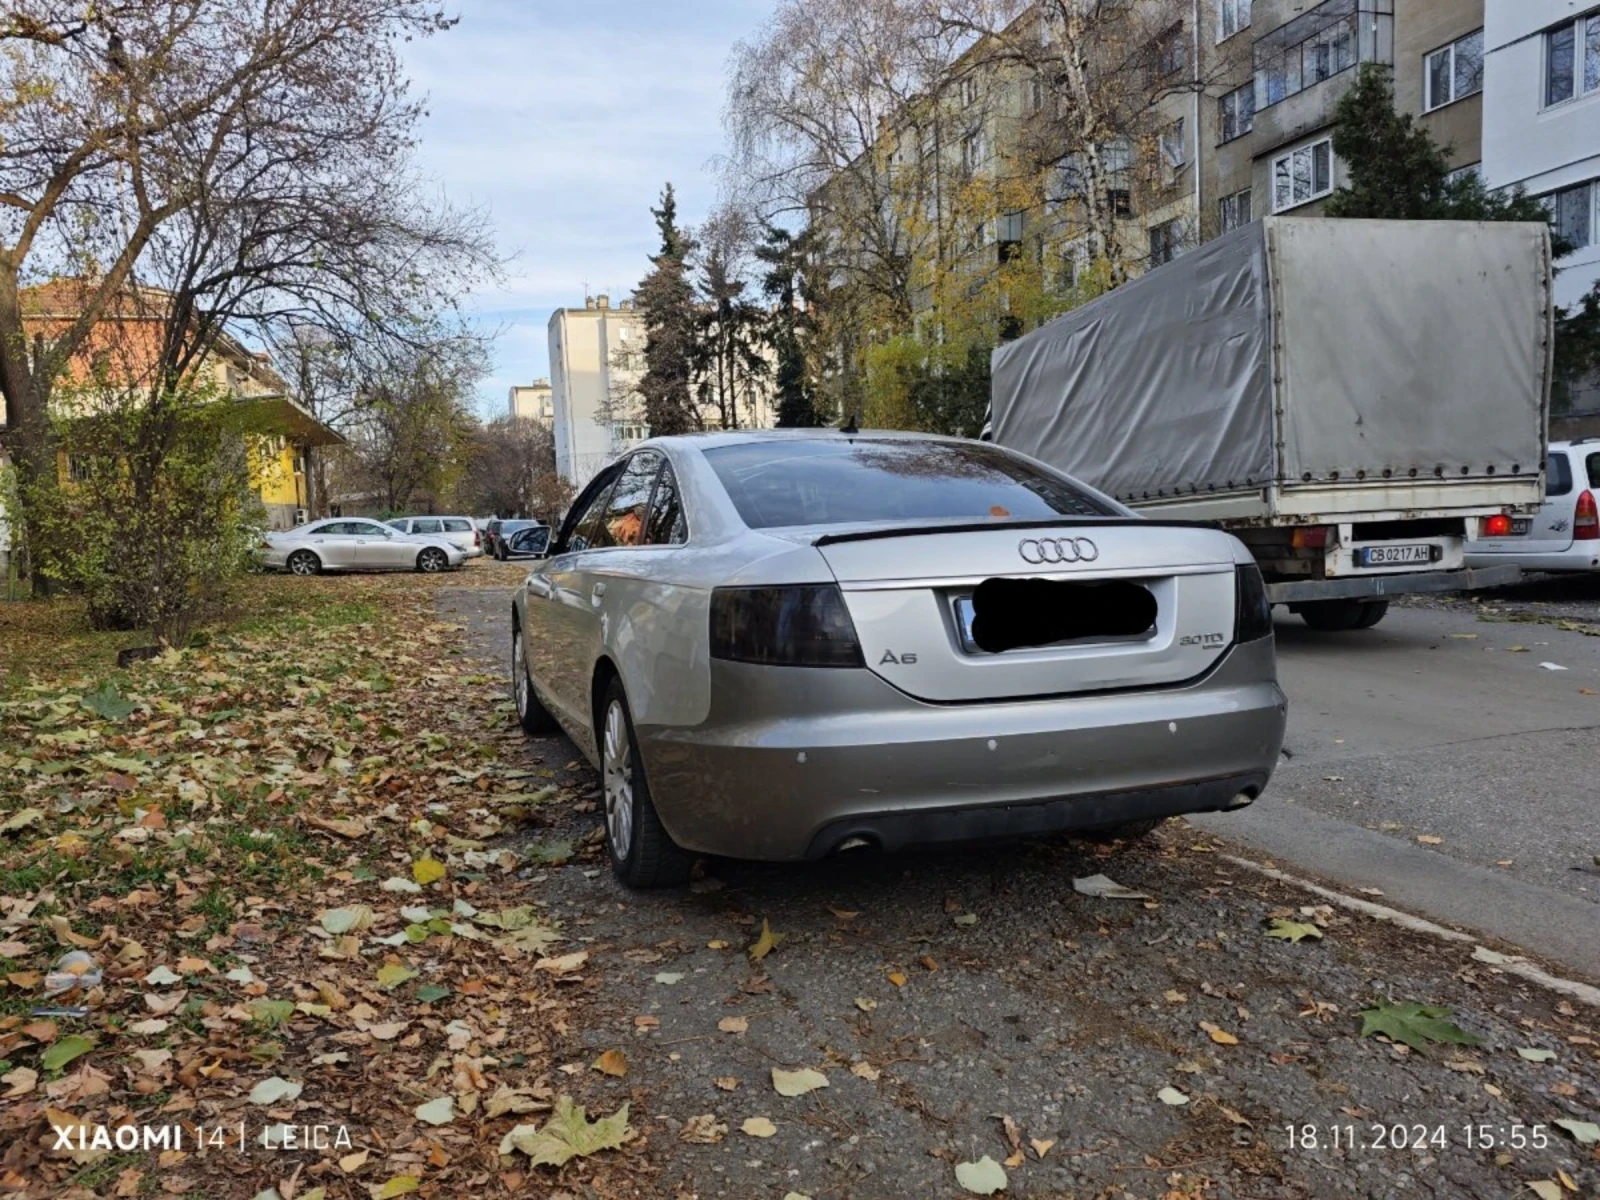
[1358,544,1433,567]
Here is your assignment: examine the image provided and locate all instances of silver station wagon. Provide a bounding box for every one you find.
[510,432,1287,887]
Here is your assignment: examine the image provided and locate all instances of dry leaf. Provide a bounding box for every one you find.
[534,951,588,975]
[748,919,785,961]
[679,1114,727,1144]
[1030,1137,1055,1159]
[591,1050,628,1078]
[850,1062,881,1081]
[771,1067,828,1097]
[713,1076,739,1091]
[1200,1021,1239,1046]
[718,1016,749,1035]
[741,1117,776,1138]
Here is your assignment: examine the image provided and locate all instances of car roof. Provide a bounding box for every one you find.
[650,428,968,452]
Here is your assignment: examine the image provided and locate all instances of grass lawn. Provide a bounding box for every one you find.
[0,561,622,1199]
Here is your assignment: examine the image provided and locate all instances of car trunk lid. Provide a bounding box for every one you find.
[814,523,1239,702]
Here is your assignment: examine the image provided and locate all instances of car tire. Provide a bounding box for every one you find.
[600,676,694,889]
[286,549,321,577]
[495,545,507,562]
[1297,599,1366,632]
[512,626,559,735]
[416,548,449,573]
[1351,600,1389,629]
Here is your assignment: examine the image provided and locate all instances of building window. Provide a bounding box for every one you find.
[612,422,649,444]
[1446,162,1483,186]
[1219,188,1253,232]
[1424,29,1484,112]
[1159,118,1186,168]
[1108,188,1133,217]
[1271,138,1334,212]
[1544,12,1600,107]
[1218,0,1252,42]
[1254,0,1359,110]
[962,130,990,172]
[1149,219,1185,267]
[1030,76,1046,112]
[1156,24,1187,77]
[960,75,979,106]
[1544,180,1597,252]
[1218,84,1255,142]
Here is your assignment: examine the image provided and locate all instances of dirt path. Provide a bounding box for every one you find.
[439,586,1600,1200]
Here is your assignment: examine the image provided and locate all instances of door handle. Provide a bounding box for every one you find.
[590,582,607,607]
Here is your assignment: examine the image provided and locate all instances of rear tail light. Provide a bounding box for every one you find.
[1481,513,1513,538]
[710,585,865,668]
[1234,564,1273,643]
[1291,526,1331,550]
[1577,491,1599,541]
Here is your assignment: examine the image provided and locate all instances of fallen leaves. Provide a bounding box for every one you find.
[39,1034,95,1073]
[1072,873,1151,901]
[1358,1002,1483,1053]
[499,1096,633,1167]
[413,1095,455,1126]
[591,1049,628,1077]
[1555,1118,1599,1145]
[740,1116,776,1138]
[534,950,588,975]
[1157,1086,1190,1106]
[1199,1022,1239,1046]
[248,1076,303,1106]
[679,1114,728,1144]
[1264,918,1324,943]
[748,919,785,961]
[717,1016,749,1035]
[411,855,448,885]
[771,1066,828,1097]
[954,1156,1008,1195]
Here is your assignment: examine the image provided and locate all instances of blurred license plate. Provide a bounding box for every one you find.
[1510,519,1532,535]
[1358,544,1432,567]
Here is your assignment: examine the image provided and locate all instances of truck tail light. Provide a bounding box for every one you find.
[710,585,866,668]
[1577,491,1600,541]
[1291,526,1331,549]
[1234,564,1274,644]
[1481,514,1513,538]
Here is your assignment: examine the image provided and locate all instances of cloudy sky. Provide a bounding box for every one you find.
[404,0,772,416]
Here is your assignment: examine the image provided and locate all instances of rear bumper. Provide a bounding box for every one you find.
[1265,565,1522,603]
[638,638,1286,861]
[1465,548,1600,574]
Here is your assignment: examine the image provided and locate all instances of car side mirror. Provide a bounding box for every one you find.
[510,532,549,559]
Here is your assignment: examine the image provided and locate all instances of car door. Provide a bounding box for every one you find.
[527,465,624,728]
[348,520,409,568]
[307,521,361,569]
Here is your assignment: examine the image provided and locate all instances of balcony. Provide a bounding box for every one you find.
[1249,0,1394,155]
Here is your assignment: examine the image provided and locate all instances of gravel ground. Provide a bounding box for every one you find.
[439,584,1600,1200]
[1397,573,1600,631]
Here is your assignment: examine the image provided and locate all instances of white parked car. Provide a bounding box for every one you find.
[387,515,484,558]
[1466,439,1600,574]
[262,518,466,575]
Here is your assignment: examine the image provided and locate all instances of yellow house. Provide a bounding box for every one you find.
[9,279,343,531]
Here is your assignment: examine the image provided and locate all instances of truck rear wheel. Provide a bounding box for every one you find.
[1351,600,1389,629]
[1296,599,1367,631]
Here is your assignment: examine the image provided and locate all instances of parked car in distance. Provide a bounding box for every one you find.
[262,518,466,575]
[386,515,483,558]
[1466,438,1600,574]
[502,524,550,559]
[491,519,544,560]
[510,431,1287,889]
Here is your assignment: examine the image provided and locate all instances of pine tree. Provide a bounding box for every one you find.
[1328,64,1564,238]
[756,224,820,427]
[635,185,700,435]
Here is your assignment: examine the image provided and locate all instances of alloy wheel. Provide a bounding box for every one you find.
[288,552,317,576]
[512,631,529,716]
[602,699,634,860]
[419,549,446,573]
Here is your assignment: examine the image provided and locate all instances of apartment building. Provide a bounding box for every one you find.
[548,295,646,487]
[508,380,553,424]
[1482,0,1600,312]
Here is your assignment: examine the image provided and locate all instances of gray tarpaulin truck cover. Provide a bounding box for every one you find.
[989,218,1551,506]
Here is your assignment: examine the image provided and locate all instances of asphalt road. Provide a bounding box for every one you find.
[1193,588,1600,976]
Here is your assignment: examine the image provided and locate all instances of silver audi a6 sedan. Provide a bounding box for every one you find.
[262,518,466,575]
[510,432,1287,888]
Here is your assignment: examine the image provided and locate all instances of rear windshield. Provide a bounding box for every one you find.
[702,438,1116,530]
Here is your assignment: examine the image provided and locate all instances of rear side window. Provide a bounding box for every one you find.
[601,451,663,547]
[702,438,1116,530]
[1546,454,1574,498]
[442,518,472,532]
[645,462,688,545]
[413,518,443,534]
[566,468,622,552]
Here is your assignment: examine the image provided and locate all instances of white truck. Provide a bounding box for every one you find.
[989,218,1554,630]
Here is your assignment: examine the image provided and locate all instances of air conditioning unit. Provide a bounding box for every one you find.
[293,508,308,526]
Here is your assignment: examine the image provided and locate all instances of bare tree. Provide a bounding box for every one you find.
[459,416,560,520]
[692,206,771,430]
[0,0,476,591]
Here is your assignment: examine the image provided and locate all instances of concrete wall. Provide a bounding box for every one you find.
[1483,0,1600,309]
[1398,0,1484,167]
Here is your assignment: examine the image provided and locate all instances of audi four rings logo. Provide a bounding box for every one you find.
[1018,537,1099,564]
